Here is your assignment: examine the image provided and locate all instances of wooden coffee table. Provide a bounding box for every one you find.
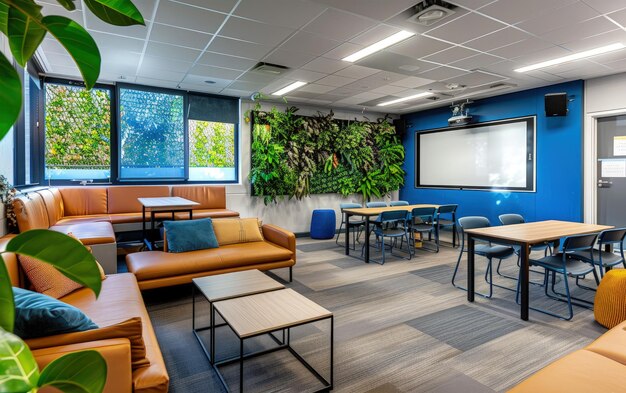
[213,288,334,392]
[138,196,200,250]
[192,270,285,365]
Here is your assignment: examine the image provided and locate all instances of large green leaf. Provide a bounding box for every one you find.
[55,0,76,11]
[5,0,42,18]
[41,15,101,89]
[0,257,15,333]
[0,2,8,35]
[39,350,107,393]
[0,328,40,393]
[83,0,144,26]
[6,230,102,297]
[7,6,47,66]
[0,51,22,142]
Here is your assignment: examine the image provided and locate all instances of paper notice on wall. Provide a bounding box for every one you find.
[614,136,626,156]
[601,159,626,177]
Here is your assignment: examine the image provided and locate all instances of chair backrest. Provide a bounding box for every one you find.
[389,200,409,206]
[437,204,457,215]
[563,233,598,252]
[412,207,436,223]
[499,213,525,226]
[379,210,408,223]
[458,216,490,230]
[366,202,387,208]
[598,228,626,245]
[340,202,362,211]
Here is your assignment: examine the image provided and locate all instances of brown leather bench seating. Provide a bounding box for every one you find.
[509,320,626,392]
[1,235,169,393]
[126,223,296,290]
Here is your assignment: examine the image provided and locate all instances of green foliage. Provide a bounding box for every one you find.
[0,47,21,142]
[0,327,39,392]
[250,105,405,203]
[189,120,235,168]
[45,84,111,169]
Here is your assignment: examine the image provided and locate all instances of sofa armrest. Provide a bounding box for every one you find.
[262,224,296,261]
[32,338,133,393]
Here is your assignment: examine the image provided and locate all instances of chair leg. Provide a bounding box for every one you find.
[335,221,344,245]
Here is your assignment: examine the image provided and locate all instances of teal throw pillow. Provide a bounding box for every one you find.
[12,287,98,339]
[163,217,219,253]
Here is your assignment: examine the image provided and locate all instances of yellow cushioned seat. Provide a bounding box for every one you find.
[594,269,626,328]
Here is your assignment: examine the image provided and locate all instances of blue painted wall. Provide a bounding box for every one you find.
[400,80,584,225]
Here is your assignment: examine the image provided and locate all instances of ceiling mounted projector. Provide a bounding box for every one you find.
[408,1,456,26]
[448,100,473,126]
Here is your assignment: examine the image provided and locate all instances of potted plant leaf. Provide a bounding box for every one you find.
[0,0,145,391]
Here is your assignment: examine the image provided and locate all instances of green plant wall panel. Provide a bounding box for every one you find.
[250,106,405,204]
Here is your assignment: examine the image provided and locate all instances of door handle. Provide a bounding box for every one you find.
[598,179,613,187]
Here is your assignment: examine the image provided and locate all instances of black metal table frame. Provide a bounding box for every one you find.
[192,286,334,392]
[344,211,371,263]
[141,206,193,250]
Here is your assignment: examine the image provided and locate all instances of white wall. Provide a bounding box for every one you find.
[224,100,397,233]
[0,36,15,236]
[583,72,626,223]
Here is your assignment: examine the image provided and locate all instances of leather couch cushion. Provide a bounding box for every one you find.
[108,186,170,214]
[212,218,264,246]
[60,187,108,216]
[14,193,50,231]
[585,320,626,366]
[50,222,116,245]
[508,349,626,392]
[0,235,21,287]
[56,215,111,225]
[127,241,293,281]
[37,189,64,226]
[171,185,226,209]
[174,209,239,220]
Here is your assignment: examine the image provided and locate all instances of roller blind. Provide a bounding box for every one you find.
[188,94,239,124]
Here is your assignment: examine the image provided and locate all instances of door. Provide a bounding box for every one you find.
[597,115,626,227]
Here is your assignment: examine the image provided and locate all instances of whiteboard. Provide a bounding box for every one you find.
[416,117,535,191]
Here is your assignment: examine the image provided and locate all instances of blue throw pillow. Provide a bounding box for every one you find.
[163,217,219,253]
[12,287,98,339]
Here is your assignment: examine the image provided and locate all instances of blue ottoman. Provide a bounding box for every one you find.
[310,209,336,239]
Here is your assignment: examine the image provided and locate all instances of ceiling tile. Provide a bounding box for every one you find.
[523,70,565,82]
[357,52,438,76]
[513,46,572,67]
[101,51,142,74]
[40,3,83,23]
[489,38,555,59]
[282,69,327,82]
[141,55,193,73]
[418,66,468,80]
[208,37,272,60]
[133,0,158,20]
[155,1,226,34]
[539,17,618,45]
[299,84,336,94]
[607,7,626,26]
[178,83,224,94]
[302,57,350,73]
[390,76,434,88]
[426,12,507,44]
[316,75,357,87]
[45,52,74,66]
[172,0,238,13]
[40,39,67,55]
[517,2,600,36]
[343,71,407,90]
[198,52,256,71]
[219,17,295,46]
[371,85,408,94]
[236,71,279,84]
[181,74,233,88]
[234,0,327,29]
[560,29,626,51]
[190,64,243,79]
[279,31,340,56]
[228,80,268,91]
[448,0,498,10]
[90,31,145,52]
[135,77,181,89]
[478,0,578,24]
[149,23,212,49]
[463,27,530,51]
[583,0,626,14]
[86,13,149,39]
[334,65,380,79]
[222,88,255,96]
[311,0,417,21]
[451,53,502,70]
[304,9,377,41]
[138,67,186,82]
[443,71,507,87]
[386,35,452,58]
[322,42,364,60]
[145,42,202,63]
[422,46,481,64]
[350,25,402,46]
[264,49,317,68]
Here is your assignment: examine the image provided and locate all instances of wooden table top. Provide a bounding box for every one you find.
[464,220,613,244]
[193,270,284,303]
[214,289,332,338]
[343,204,439,217]
[138,196,200,210]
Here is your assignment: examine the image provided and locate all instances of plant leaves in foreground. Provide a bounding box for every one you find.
[0,52,22,142]
[39,350,107,393]
[0,258,15,333]
[7,6,47,66]
[84,0,144,26]
[0,328,39,393]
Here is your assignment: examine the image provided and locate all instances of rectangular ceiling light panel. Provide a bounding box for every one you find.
[514,43,626,73]
[378,91,434,106]
[343,30,416,62]
[272,81,307,96]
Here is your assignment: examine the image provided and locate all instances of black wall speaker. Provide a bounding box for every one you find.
[393,118,406,138]
[545,93,568,116]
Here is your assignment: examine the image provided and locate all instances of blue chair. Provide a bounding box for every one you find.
[518,233,599,320]
[407,207,438,254]
[366,201,387,208]
[336,203,365,250]
[570,228,626,278]
[435,204,458,248]
[369,210,412,265]
[452,216,515,298]
[389,200,409,206]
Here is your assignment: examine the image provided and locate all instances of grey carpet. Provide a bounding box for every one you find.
[142,237,610,393]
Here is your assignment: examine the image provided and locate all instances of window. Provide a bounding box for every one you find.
[118,86,185,180]
[44,82,112,181]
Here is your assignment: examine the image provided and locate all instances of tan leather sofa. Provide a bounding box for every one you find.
[13,185,239,273]
[126,224,296,290]
[1,235,169,393]
[508,320,626,392]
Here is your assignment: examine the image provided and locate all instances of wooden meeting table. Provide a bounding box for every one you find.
[463,220,613,321]
[138,196,200,250]
[342,204,439,263]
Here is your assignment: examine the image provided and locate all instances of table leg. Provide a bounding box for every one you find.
[142,206,146,245]
[364,216,370,264]
[330,316,334,388]
[239,338,244,393]
[190,209,193,220]
[210,303,215,365]
[344,211,350,255]
[520,243,530,321]
[467,235,475,302]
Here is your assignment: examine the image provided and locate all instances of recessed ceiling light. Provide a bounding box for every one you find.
[377,92,434,106]
[343,30,415,62]
[272,81,307,96]
[514,43,626,73]
[204,80,216,84]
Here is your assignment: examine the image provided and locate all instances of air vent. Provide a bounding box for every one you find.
[408,0,456,26]
[251,62,289,75]
[489,82,517,89]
